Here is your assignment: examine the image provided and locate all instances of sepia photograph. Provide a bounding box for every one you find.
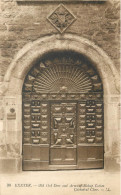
[0,0,120,194]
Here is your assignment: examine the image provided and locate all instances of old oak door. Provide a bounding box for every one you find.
[50,102,77,165]
[22,52,104,170]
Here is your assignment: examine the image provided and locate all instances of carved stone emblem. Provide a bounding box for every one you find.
[47,4,76,33]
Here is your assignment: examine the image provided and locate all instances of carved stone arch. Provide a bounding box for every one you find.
[2,34,119,95]
[1,34,120,171]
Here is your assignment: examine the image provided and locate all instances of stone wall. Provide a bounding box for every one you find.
[0,0,120,80]
[0,0,120,172]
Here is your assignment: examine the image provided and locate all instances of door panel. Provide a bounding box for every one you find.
[50,148,76,165]
[22,99,104,170]
[50,103,77,147]
[50,103,77,165]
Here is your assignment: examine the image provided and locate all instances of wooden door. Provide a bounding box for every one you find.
[50,102,77,165]
[22,51,104,170]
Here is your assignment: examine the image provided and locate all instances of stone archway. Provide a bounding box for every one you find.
[0,34,120,171]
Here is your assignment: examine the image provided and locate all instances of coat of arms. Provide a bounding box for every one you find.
[47,4,76,33]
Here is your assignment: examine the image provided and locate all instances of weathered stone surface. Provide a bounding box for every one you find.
[6,131,21,143]
[7,143,20,158]
[0,158,22,173]
[0,145,7,158]
[105,155,120,172]
[0,1,120,75]
[0,132,6,145]
[0,107,4,120]
[0,24,7,31]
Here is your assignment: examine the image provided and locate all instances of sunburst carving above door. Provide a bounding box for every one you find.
[23,52,103,94]
[33,65,92,93]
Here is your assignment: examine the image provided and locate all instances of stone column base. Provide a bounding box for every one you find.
[104,154,120,172]
[0,158,22,173]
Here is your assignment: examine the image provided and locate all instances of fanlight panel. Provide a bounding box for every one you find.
[33,65,92,93]
[23,55,102,94]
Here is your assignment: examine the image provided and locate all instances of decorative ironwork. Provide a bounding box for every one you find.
[47,4,76,33]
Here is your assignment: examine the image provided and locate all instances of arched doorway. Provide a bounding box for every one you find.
[22,51,104,170]
[1,34,119,172]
